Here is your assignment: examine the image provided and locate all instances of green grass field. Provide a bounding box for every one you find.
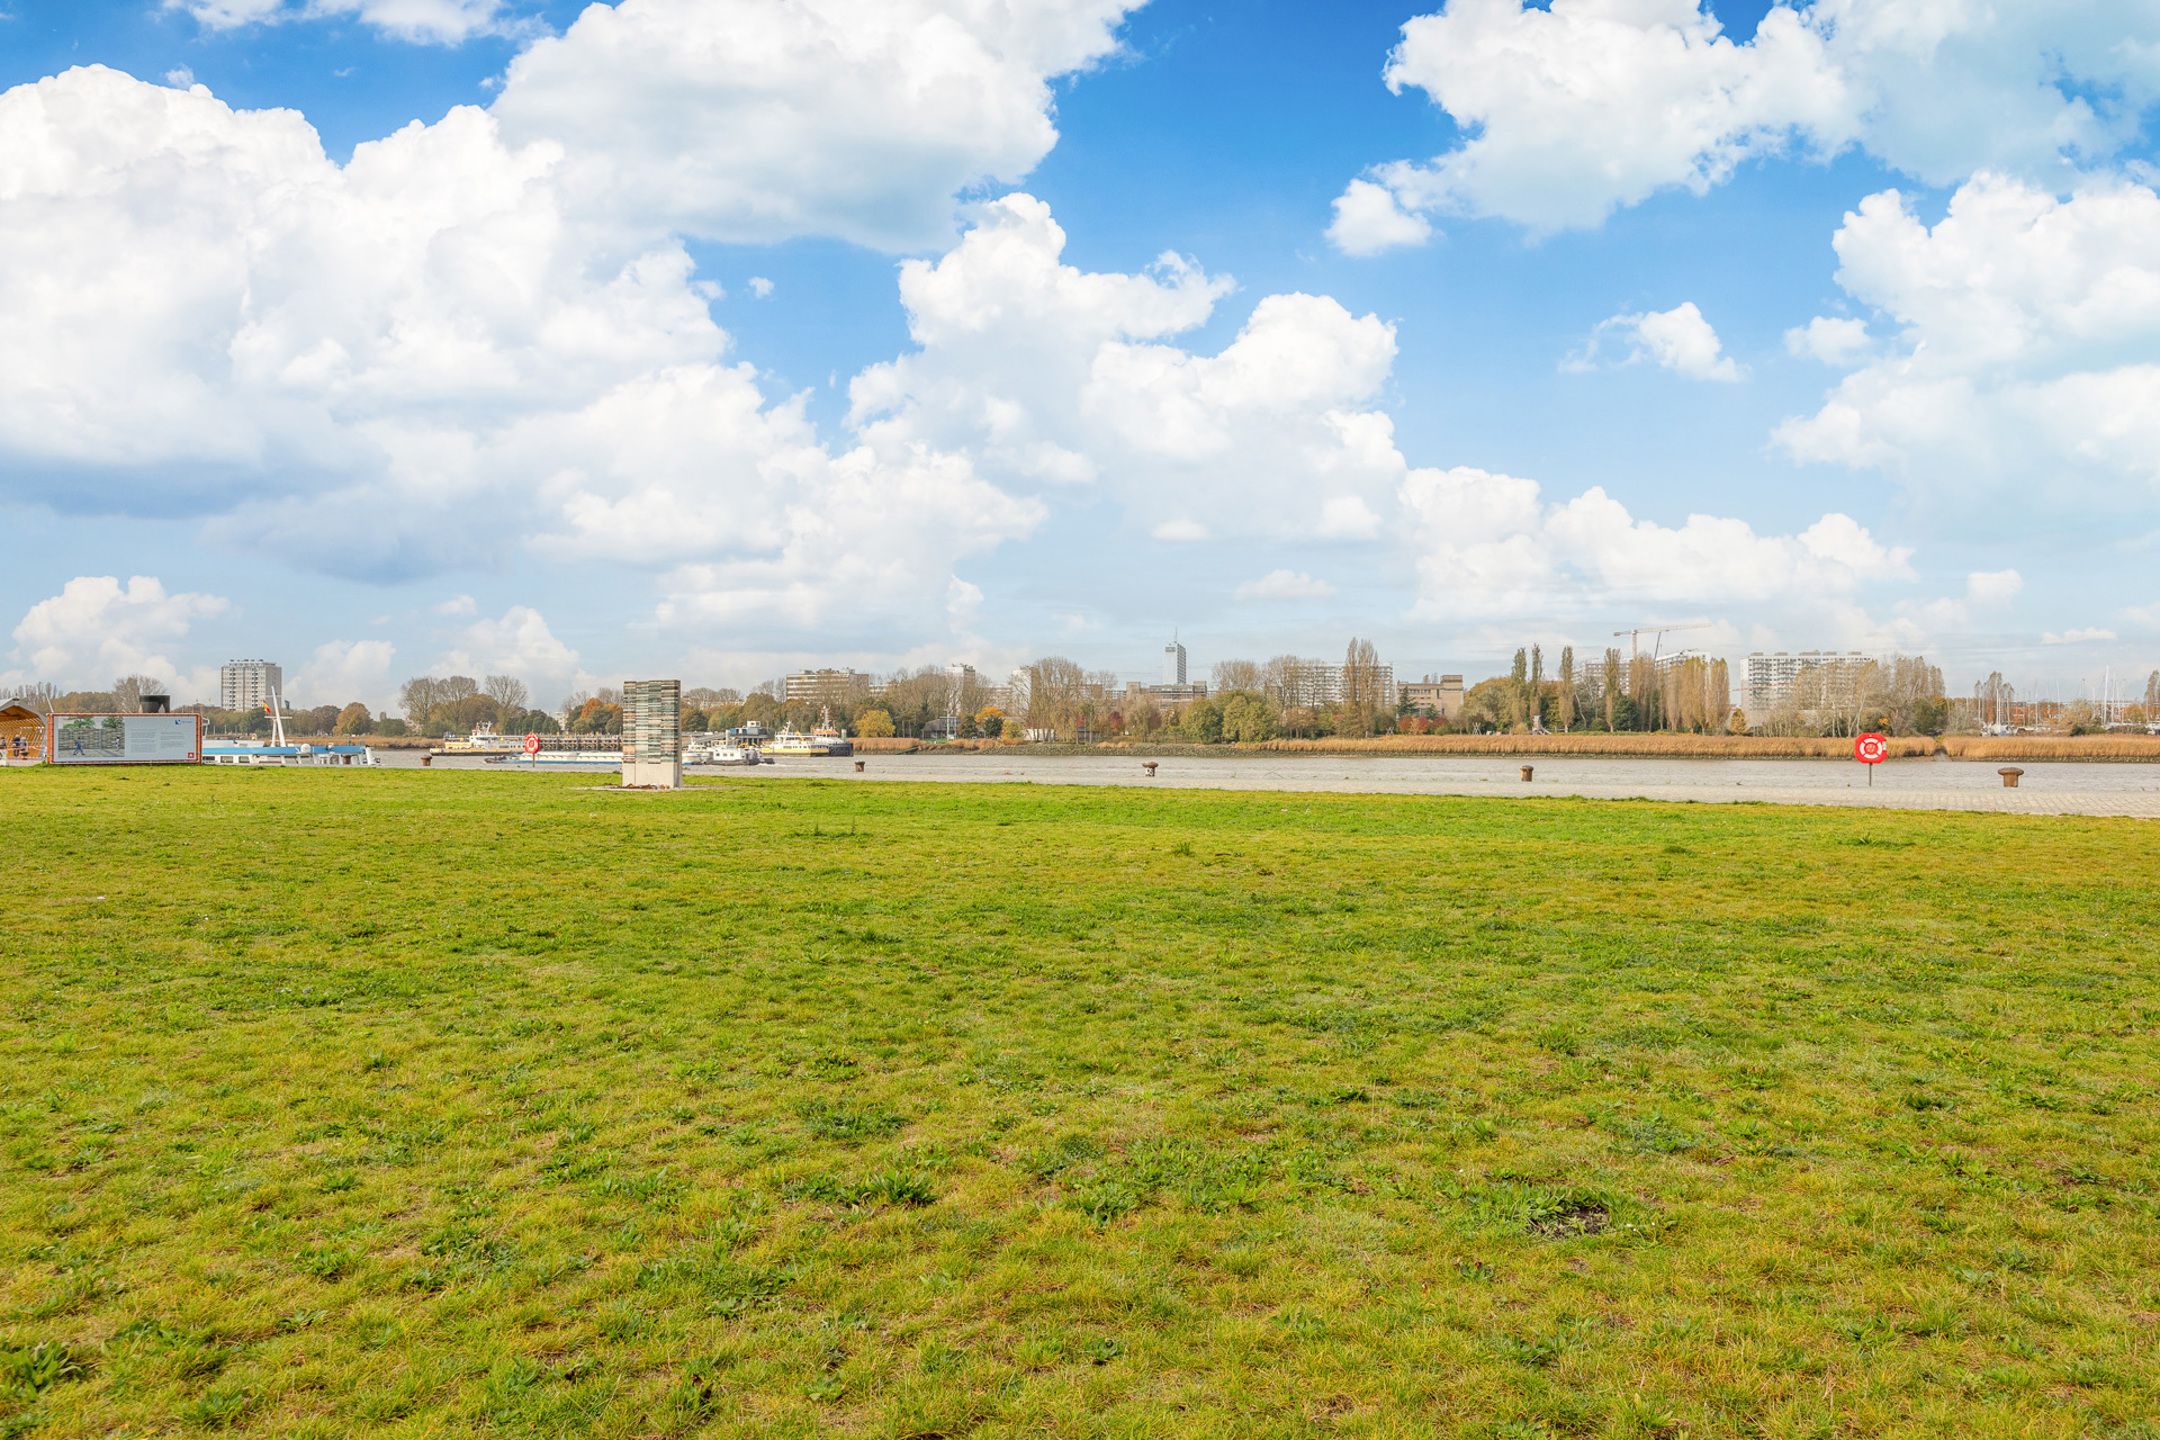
[3,769,2157,1438]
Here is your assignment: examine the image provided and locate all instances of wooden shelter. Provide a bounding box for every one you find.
[0,700,44,764]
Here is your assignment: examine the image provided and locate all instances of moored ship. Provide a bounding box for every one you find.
[765,709,854,757]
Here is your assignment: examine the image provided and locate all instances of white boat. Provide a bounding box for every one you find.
[438,722,523,754]
[766,708,855,757]
[204,696,377,767]
[204,742,377,767]
[685,738,764,768]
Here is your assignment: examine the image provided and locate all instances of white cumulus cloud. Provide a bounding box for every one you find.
[434,605,578,689]
[1784,315,1873,365]
[1571,301,1745,381]
[490,0,1142,251]
[0,62,1073,653]
[1326,177,1434,256]
[1331,0,2160,240]
[293,638,397,710]
[1401,466,1911,622]
[852,193,1402,540]
[1775,173,2160,523]
[8,575,229,694]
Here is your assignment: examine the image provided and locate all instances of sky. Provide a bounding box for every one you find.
[2,0,2158,714]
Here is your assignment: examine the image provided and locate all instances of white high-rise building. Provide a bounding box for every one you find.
[220,659,282,713]
[784,669,871,705]
[1163,637,1188,686]
[1744,651,1870,716]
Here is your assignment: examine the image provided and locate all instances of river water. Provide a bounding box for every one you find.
[374,748,2160,817]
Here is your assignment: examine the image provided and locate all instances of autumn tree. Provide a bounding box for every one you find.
[1461,677,1514,732]
[333,702,372,735]
[483,674,530,714]
[738,692,781,731]
[1555,647,1576,731]
[569,697,623,734]
[1337,637,1385,738]
[856,708,896,739]
[1219,691,1276,743]
[401,675,481,730]
[1021,656,1089,737]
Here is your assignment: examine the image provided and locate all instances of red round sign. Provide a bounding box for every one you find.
[523,732,543,756]
[1854,732,1888,765]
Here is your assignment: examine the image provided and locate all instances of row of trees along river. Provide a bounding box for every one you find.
[14,651,2157,742]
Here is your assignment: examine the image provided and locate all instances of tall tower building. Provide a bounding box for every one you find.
[220,659,283,713]
[1163,636,1188,686]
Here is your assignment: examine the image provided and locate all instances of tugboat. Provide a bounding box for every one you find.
[766,708,854,757]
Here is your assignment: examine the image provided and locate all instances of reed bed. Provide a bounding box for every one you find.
[851,737,1019,754]
[1942,734,2160,761]
[1248,733,1939,759]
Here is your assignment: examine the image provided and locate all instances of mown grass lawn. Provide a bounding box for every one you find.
[2,768,2157,1439]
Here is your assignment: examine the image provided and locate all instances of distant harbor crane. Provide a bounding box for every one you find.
[1612,621,1714,663]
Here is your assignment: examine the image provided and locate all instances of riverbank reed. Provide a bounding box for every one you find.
[1251,733,1941,759]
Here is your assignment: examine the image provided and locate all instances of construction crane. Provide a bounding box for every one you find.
[1612,621,1714,664]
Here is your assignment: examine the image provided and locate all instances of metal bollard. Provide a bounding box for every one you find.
[1520,764,1534,782]
[1999,767,2023,789]
[854,760,865,773]
[1143,762,1159,777]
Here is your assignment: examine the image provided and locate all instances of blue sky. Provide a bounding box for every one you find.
[2,0,2157,712]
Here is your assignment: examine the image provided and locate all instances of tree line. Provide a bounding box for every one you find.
[9,659,2155,744]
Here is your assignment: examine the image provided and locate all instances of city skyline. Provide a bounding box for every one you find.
[12,631,2153,725]
[3,2,2158,713]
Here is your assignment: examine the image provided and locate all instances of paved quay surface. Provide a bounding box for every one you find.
[793,753,2160,819]
[399,749,2160,818]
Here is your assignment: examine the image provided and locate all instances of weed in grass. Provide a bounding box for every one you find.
[181,1387,253,1430]
[799,1097,906,1141]
[0,1340,85,1396]
[1082,1336,1123,1365]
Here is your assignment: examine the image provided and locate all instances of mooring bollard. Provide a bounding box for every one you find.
[854,760,865,773]
[1520,764,1534,783]
[1143,762,1159,777]
[421,754,432,767]
[1999,767,2024,789]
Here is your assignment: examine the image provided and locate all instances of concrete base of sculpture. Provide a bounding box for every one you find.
[622,758,681,789]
